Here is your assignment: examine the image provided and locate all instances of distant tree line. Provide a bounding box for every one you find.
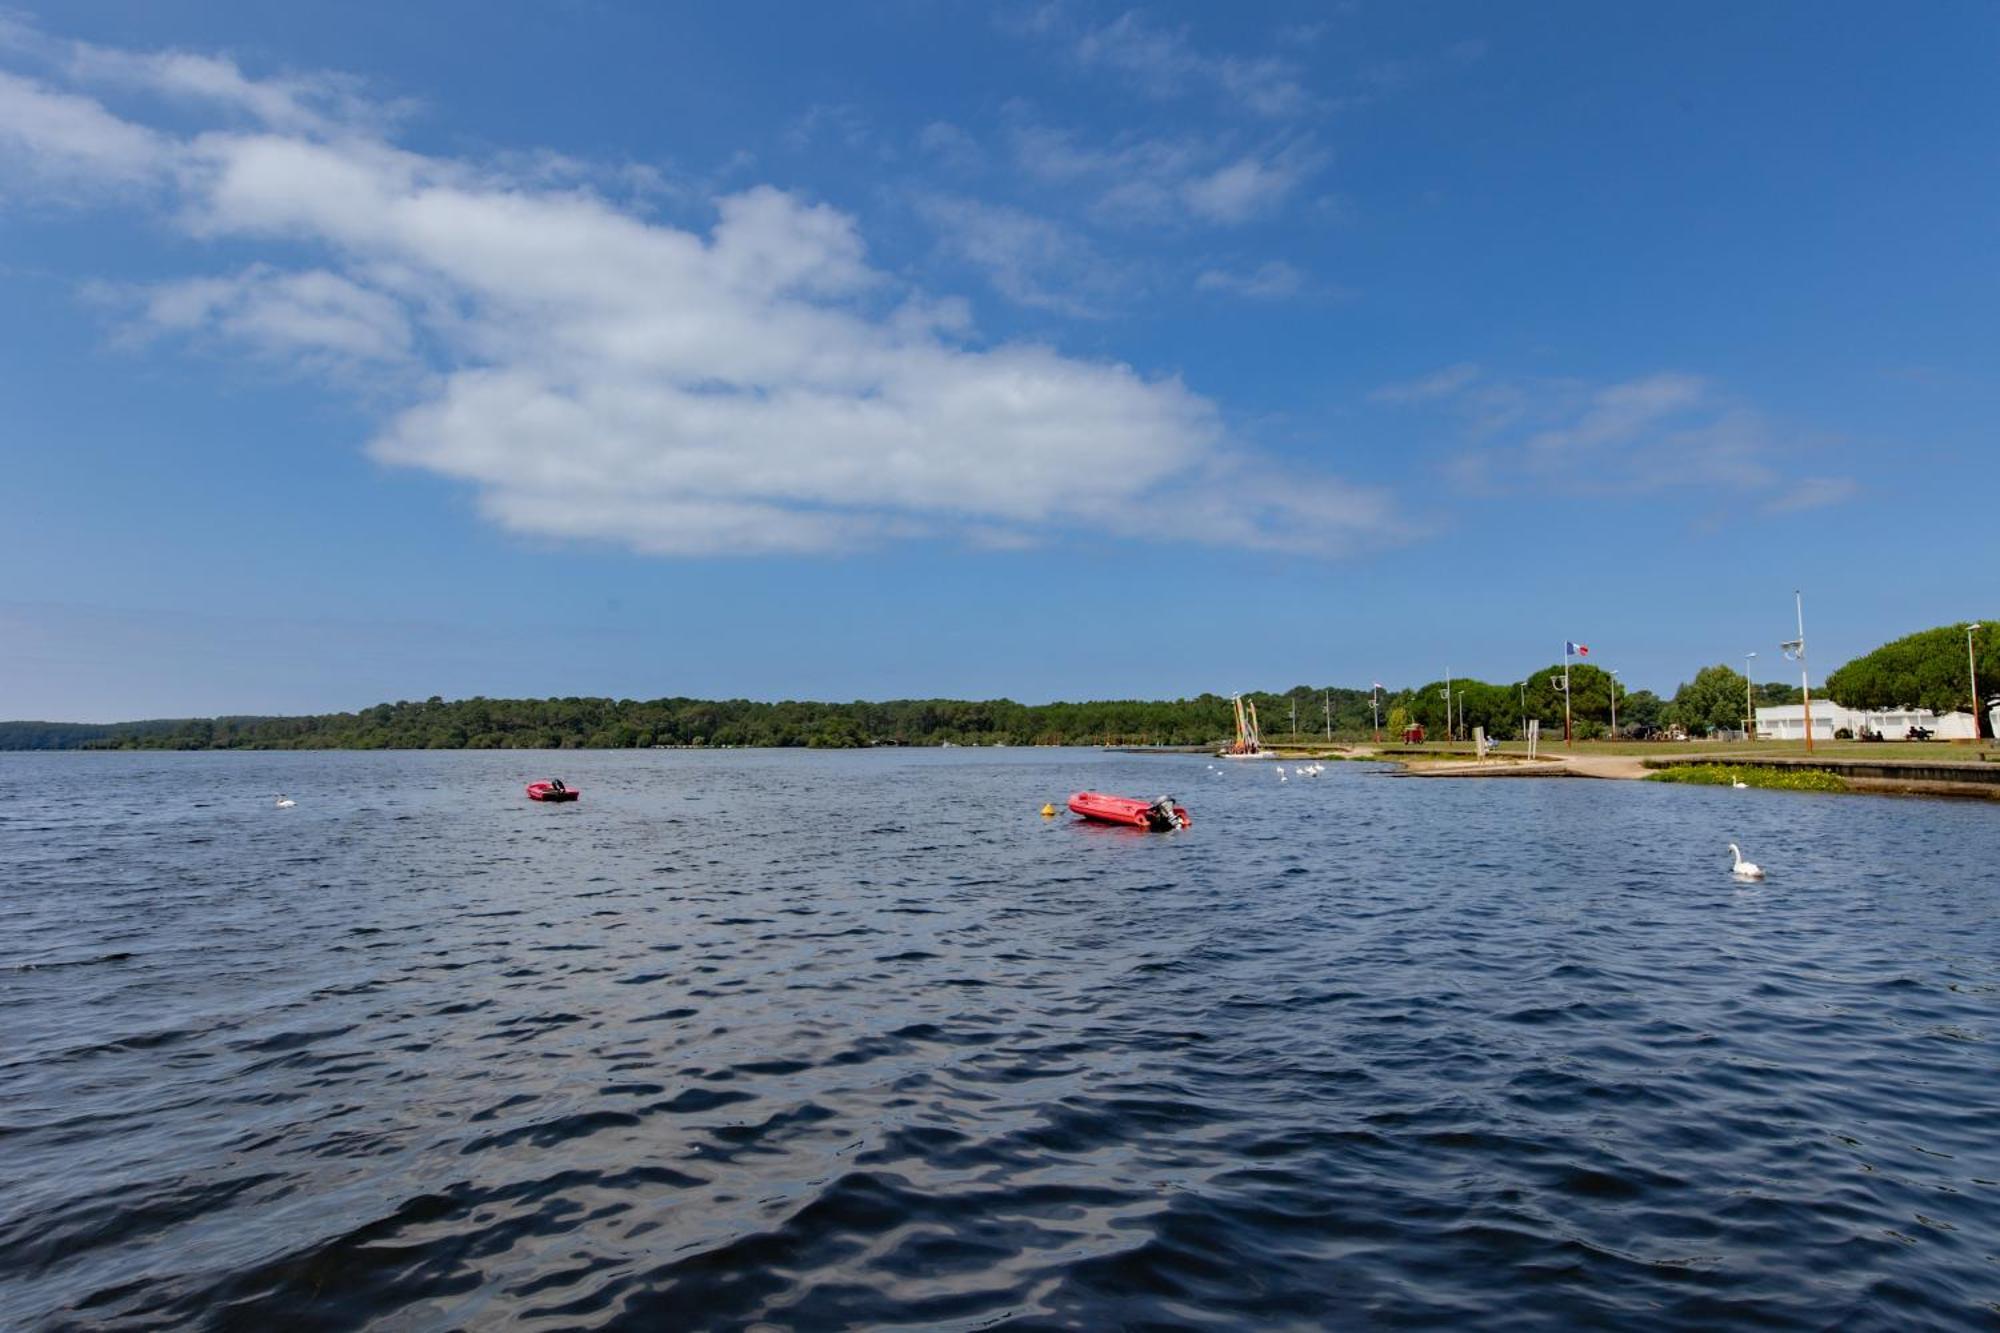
[5,621,1985,750]
[0,691,1374,751]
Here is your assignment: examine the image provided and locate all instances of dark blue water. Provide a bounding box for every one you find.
[2,749,1996,1330]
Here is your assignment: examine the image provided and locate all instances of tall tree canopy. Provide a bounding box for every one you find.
[1669,664,1751,735]
[1824,621,1997,720]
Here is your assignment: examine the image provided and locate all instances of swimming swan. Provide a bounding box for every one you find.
[1728,843,1763,879]
[1731,774,1748,789]
[274,795,296,808]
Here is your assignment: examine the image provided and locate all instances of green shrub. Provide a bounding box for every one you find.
[1647,765,1849,792]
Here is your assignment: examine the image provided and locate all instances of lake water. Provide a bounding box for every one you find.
[1,748,1996,1329]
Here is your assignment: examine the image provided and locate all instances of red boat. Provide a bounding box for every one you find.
[526,780,579,802]
[1067,791,1190,830]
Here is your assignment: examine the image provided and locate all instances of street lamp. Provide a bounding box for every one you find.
[1744,651,1757,739]
[1971,624,1984,741]
[1780,591,1812,753]
[1609,669,1620,738]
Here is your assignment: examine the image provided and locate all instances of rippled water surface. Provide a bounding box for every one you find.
[2,748,1997,1329]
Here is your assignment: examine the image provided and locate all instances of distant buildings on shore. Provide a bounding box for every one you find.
[1754,701,1988,741]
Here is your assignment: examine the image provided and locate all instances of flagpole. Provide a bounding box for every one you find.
[1563,644,1573,748]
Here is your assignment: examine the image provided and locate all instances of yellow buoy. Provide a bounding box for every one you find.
[1040,803,1056,817]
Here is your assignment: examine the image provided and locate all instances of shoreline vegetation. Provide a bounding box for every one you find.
[0,692,1384,753]
[1646,765,1851,793]
[7,619,1988,756]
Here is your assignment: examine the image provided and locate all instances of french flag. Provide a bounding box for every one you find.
[1566,641,1590,657]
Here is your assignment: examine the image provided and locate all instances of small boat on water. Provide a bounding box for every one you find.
[526,780,578,802]
[1067,791,1190,830]
[1218,693,1272,758]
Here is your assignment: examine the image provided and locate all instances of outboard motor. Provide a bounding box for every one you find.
[1146,796,1185,831]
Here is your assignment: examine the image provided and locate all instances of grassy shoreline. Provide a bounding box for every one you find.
[1647,765,1849,792]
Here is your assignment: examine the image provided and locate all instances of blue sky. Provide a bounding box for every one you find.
[3,2,1994,720]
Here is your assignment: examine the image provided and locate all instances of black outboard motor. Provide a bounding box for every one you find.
[1145,796,1185,831]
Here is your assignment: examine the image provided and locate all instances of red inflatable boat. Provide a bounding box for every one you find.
[1067,791,1190,830]
[526,781,579,802]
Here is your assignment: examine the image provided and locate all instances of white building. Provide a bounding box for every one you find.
[1754,701,1849,741]
[1755,701,1979,741]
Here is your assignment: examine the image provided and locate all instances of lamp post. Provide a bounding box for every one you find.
[1609,669,1620,738]
[1781,591,1812,753]
[1744,651,1757,739]
[1440,669,1453,744]
[1971,624,1984,741]
[1520,680,1527,743]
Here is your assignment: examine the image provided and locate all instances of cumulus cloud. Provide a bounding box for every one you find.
[119,265,416,365]
[0,70,166,189]
[0,33,1405,558]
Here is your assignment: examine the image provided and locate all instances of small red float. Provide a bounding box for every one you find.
[526,780,579,802]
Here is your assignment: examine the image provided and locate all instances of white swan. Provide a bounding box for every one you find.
[1731,773,1748,789]
[274,795,296,808]
[1728,843,1763,879]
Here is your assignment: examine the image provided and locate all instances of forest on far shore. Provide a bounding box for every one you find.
[6,621,1988,750]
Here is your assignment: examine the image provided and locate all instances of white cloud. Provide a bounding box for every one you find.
[1195,260,1302,300]
[1181,150,1313,224]
[783,102,887,159]
[0,70,166,190]
[1765,476,1860,514]
[0,29,1406,559]
[1370,361,1481,404]
[917,120,984,172]
[913,193,1118,316]
[66,44,405,136]
[1069,11,1312,118]
[125,265,414,364]
[1386,365,1851,505]
[1008,117,1322,227]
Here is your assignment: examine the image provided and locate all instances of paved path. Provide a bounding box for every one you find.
[1395,753,1648,780]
